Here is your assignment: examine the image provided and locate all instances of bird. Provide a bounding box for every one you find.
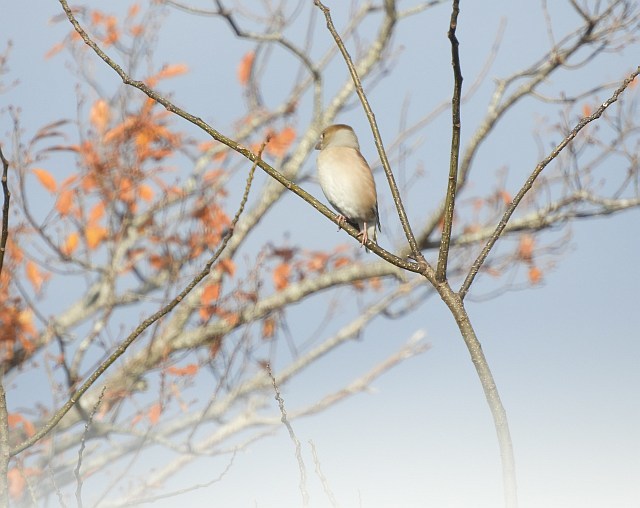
[315,124,381,251]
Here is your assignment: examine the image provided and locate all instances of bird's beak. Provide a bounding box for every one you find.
[315,140,322,150]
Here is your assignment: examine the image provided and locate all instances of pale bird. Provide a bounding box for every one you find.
[316,124,381,251]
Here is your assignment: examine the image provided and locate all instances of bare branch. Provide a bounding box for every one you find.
[0,145,11,507]
[436,0,463,282]
[73,386,106,508]
[0,145,10,275]
[460,65,640,300]
[267,363,309,507]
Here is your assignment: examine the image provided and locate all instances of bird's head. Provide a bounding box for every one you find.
[315,124,360,151]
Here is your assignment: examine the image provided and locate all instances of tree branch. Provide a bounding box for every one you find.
[436,0,463,281]
[0,145,11,507]
[459,65,640,300]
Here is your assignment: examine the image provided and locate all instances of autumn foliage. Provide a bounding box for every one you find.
[1,0,638,505]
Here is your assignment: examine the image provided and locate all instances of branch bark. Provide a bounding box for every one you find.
[436,0,463,282]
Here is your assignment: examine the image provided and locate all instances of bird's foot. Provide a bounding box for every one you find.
[335,214,347,231]
[357,223,369,247]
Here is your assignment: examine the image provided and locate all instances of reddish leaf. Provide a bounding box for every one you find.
[498,190,512,205]
[273,263,291,290]
[333,256,350,268]
[148,403,162,424]
[237,51,255,85]
[201,283,220,304]
[44,42,65,60]
[139,184,154,202]
[218,258,236,277]
[7,469,24,500]
[266,127,296,157]
[88,202,105,223]
[167,364,199,376]
[518,234,535,262]
[147,64,189,86]
[128,3,140,17]
[262,317,276,339]
[7,413,36,437]
[528,266,542,284]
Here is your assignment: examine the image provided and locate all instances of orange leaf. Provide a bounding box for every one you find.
[262,316,276,339]
[273,263,291,291]
[222,311,240,327]
[7,413,36,437]
[139,184,154,202]
[88,202,105,223]
[218,259,236,277]
[90,99,111,133]
[266,127,296,157]
[33,168,57,192]
[528,266,542,284]
[91,10,104,24]
[237,51,255,85]
[147,63,189,86]
[333,256,351,268]
[201,282,220,305]
[149,254,166,270]
[157,63,188,80]
[307,252,329,272]
[25,261,49,293]
[128,3,140,17]
[498,190,512,205]
[148,403,162,424]
[44,42,65,60]
[86,226,108,249]
[8,469,25,500]
[518,234,535,262]
[61,232,79,256]
[56,189,74,216]
[130,24,144,37]
[167,364,199,376]
[582,103,592,117]
[369,277,382,291]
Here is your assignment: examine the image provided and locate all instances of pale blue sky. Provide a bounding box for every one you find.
[2,1,639,507]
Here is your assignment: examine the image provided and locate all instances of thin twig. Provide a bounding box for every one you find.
[309,440,339,508]
[74,386,106,508]
[0,145,10,275]
[459,65,640,299]
[436,0,463,282]
[266,363,309,507]
[116,451,237,506]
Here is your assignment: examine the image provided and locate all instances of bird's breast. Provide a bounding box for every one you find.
[317,147,378,222]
